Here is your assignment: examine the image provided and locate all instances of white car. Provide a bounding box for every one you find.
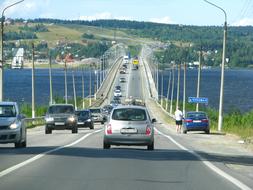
[114,89,122,97]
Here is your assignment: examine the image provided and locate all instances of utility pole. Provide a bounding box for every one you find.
[49,53,53,105]
[170,65,175,114]
[31,43,35,118]
[196,49,202,111]
[64,59,68,104]
[72,70,77,110]
[0,0,24,102]
[82,68,85,109]
[183,63,186,116]
[166,69,171,111]
[176,64,181,109]
[89,64,92,107]
[204,0,227,132]
[161,73,164,107]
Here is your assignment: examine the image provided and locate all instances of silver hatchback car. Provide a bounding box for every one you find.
[0,102,26,148]
[103,105,156,150]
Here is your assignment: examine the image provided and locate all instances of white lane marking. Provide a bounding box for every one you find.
[0,129,102,178]
[154,128,252,190]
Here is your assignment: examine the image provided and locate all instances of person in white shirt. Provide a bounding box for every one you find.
[174,107,183,133]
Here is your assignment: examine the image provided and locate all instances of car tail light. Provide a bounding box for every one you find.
[202,119,209,123]
[185,119,193,123]
[146,126,152,136]
[106,124,112,134]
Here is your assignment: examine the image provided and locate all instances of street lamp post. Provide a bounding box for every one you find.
[0,0,24,101]
[204,0,227,132]
[64,59,68,104]
[49,52,53,105]
[31,43,35,118]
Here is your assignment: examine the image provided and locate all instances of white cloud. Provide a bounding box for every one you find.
[78,12,133,21]
[232,18,253,26]
[79,12,113,21]
[149,16,175,24]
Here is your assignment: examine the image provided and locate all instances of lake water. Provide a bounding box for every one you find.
[3,68,253,113]
[159,68,253,113]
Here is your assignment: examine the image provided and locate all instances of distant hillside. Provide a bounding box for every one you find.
[7,18,253,67]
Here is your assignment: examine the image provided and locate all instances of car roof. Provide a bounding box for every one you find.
[50,104,74,107]
[113,105,147,110]
[0,102,17,106]
[75,109,90,112]
[186,111,207,114]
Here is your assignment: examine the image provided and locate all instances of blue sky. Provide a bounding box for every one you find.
[1,0,253,26]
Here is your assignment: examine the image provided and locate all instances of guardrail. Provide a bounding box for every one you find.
[24,117,45,128]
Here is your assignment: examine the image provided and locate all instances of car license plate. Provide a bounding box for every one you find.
[55,122,65,125]
[78,122,84,125]
[193,120,201,123]
[120,128,137,134]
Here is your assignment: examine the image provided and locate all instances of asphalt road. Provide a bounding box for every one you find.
[0,59,251,190]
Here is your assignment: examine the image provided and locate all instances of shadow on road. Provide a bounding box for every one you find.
[0,146,253,167]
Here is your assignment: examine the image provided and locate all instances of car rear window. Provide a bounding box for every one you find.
[48,105,74,114]
[187,113,207,118]
[112,108,147,121]
[76,111,89,117]
[90,109,101,113]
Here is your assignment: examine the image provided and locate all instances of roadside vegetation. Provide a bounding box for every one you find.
[160,99,253,140]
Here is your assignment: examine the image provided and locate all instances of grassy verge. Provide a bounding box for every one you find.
[160,98,253,140]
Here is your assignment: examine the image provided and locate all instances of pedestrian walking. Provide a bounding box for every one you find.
[175,107,183,133]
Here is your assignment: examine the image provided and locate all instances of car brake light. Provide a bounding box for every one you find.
[146,126,152,136]
[202,119,209,123]
[106,124,112,134]
[185,119,193,123]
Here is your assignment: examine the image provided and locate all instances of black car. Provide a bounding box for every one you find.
[45,104,78,134]
[75,110,94,129]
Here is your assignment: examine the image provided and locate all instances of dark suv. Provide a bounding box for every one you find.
[45,104,78,134]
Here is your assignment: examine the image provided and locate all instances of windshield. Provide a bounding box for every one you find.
[0,105,16,117]
[48,105,74,114]
[187,112,207,119]
[75,111,89,117]
[112,108,147,121]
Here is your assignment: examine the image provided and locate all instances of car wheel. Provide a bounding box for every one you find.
[15,139,26,148]
[101,121,104,124]
[205,129,210,134]
[147,142,154,150]
[45,127,52,134]
[72,127,78,133]
[103,142,110,149]
[183,130,187,134]
[90,124,94,130]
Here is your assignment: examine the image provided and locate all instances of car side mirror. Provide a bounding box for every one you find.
[19,114,26,120]
[152,118,156,123]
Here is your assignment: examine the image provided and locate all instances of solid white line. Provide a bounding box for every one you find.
[155,127,252,190]
[0,129,102,178]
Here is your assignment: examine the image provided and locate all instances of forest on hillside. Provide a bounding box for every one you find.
[9,18,253,67]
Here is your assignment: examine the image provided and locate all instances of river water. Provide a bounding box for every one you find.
[159,68,253,113]
[3,68,253,113]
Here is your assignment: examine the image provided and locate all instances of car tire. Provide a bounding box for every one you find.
[205,129,210,134]
[183,130,187,134]
[101,121,104,124]
[72,127,78,134]
[45,127,52,134]
[90,124,94,130]
[15,140,26,148]
[147,142,154,150]
[103,142,110,149]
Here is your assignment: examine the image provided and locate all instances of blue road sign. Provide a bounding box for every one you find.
[188,97,208,104]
